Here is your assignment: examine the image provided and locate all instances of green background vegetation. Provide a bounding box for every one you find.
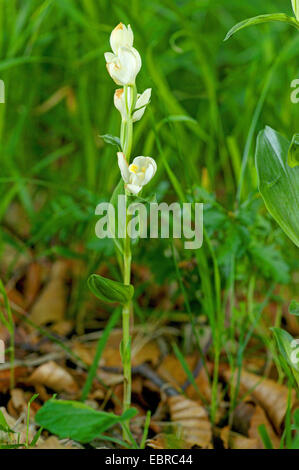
[0,0,299,418]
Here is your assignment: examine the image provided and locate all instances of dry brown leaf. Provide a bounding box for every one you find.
[28,361,78,394]
[24,262,42,308]
[73,336,160,369]
[232,398,280,448]
[157,355,212,404]
[223,369,297,433]
[6,287,26,310]
[249,404,280,448]
[0,367,28,393]
[7,388,28,417]
[50,320,74,336]
[131,340,160,367]
[220,427,259,449]
[72,342,96,366]
[168,395,212,448]
[36,436,71,449]
[29,260,69,326]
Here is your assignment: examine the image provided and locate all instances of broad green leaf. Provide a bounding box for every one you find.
[288,134,299,168]
[35,399,137,443]
[225,13,299,41]
[88,273,134,305]
[289,300,299,316]
[255,126,299,248]
[100,134,121,149]
[271,327,299,387]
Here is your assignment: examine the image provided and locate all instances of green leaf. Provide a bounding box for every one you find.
[292,0,299,21]
[88,273,134,305]
[288,134,299,168]
[271,327,299,387]
[0,409,14,434]
[255,126,299,248]
[289,300,299,316]
[35,399,137,443]
[248,242,290,284]
[100,134,121,149]
[258,424,274,449]
[225,13,299,41]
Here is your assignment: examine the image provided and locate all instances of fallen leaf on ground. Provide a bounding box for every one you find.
[7,388,28,417]
[28,361,78,394]
[29,261,69,326]
[220,427,259,449]
[168,395,212,448]
[36,436,72,449]
[0,367,28,393]
[223,368,297,432]
[233,398,280,448]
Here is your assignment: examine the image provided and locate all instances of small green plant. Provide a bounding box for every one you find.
[0,394,42,449]
[0,280,15,389]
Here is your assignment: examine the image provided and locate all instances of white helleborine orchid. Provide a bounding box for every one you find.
[117,152,157,195]
[104,23,141,86]
[292,0,299,20]
[114,88,152,122]
[110,23,134,55]
[132,89,152,122]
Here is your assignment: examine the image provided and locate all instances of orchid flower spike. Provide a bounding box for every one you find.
[104,23,141,86]
[114,88,152,122]
[117,152,157,195]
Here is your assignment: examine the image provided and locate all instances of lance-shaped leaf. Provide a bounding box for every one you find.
[288,134,299,168]
[255,126,299,248]
[225,13,299,41]
[271,327,299,388]
[88,273,134,305]
[35,399,137,443]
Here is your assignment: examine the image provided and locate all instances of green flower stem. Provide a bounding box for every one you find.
[120,83,136,440]
[122,206,132,438]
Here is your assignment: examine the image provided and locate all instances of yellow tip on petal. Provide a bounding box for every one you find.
[114,23,124,31]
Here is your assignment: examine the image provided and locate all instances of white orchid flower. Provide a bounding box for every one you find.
[105,46,141,86]
[104,23,141,86]
[114,88,128,120]
[117,152,157,195]
[132,89,152,122]
[110,23,134,55]
[114,88,152,122]
[292,0,299,20]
